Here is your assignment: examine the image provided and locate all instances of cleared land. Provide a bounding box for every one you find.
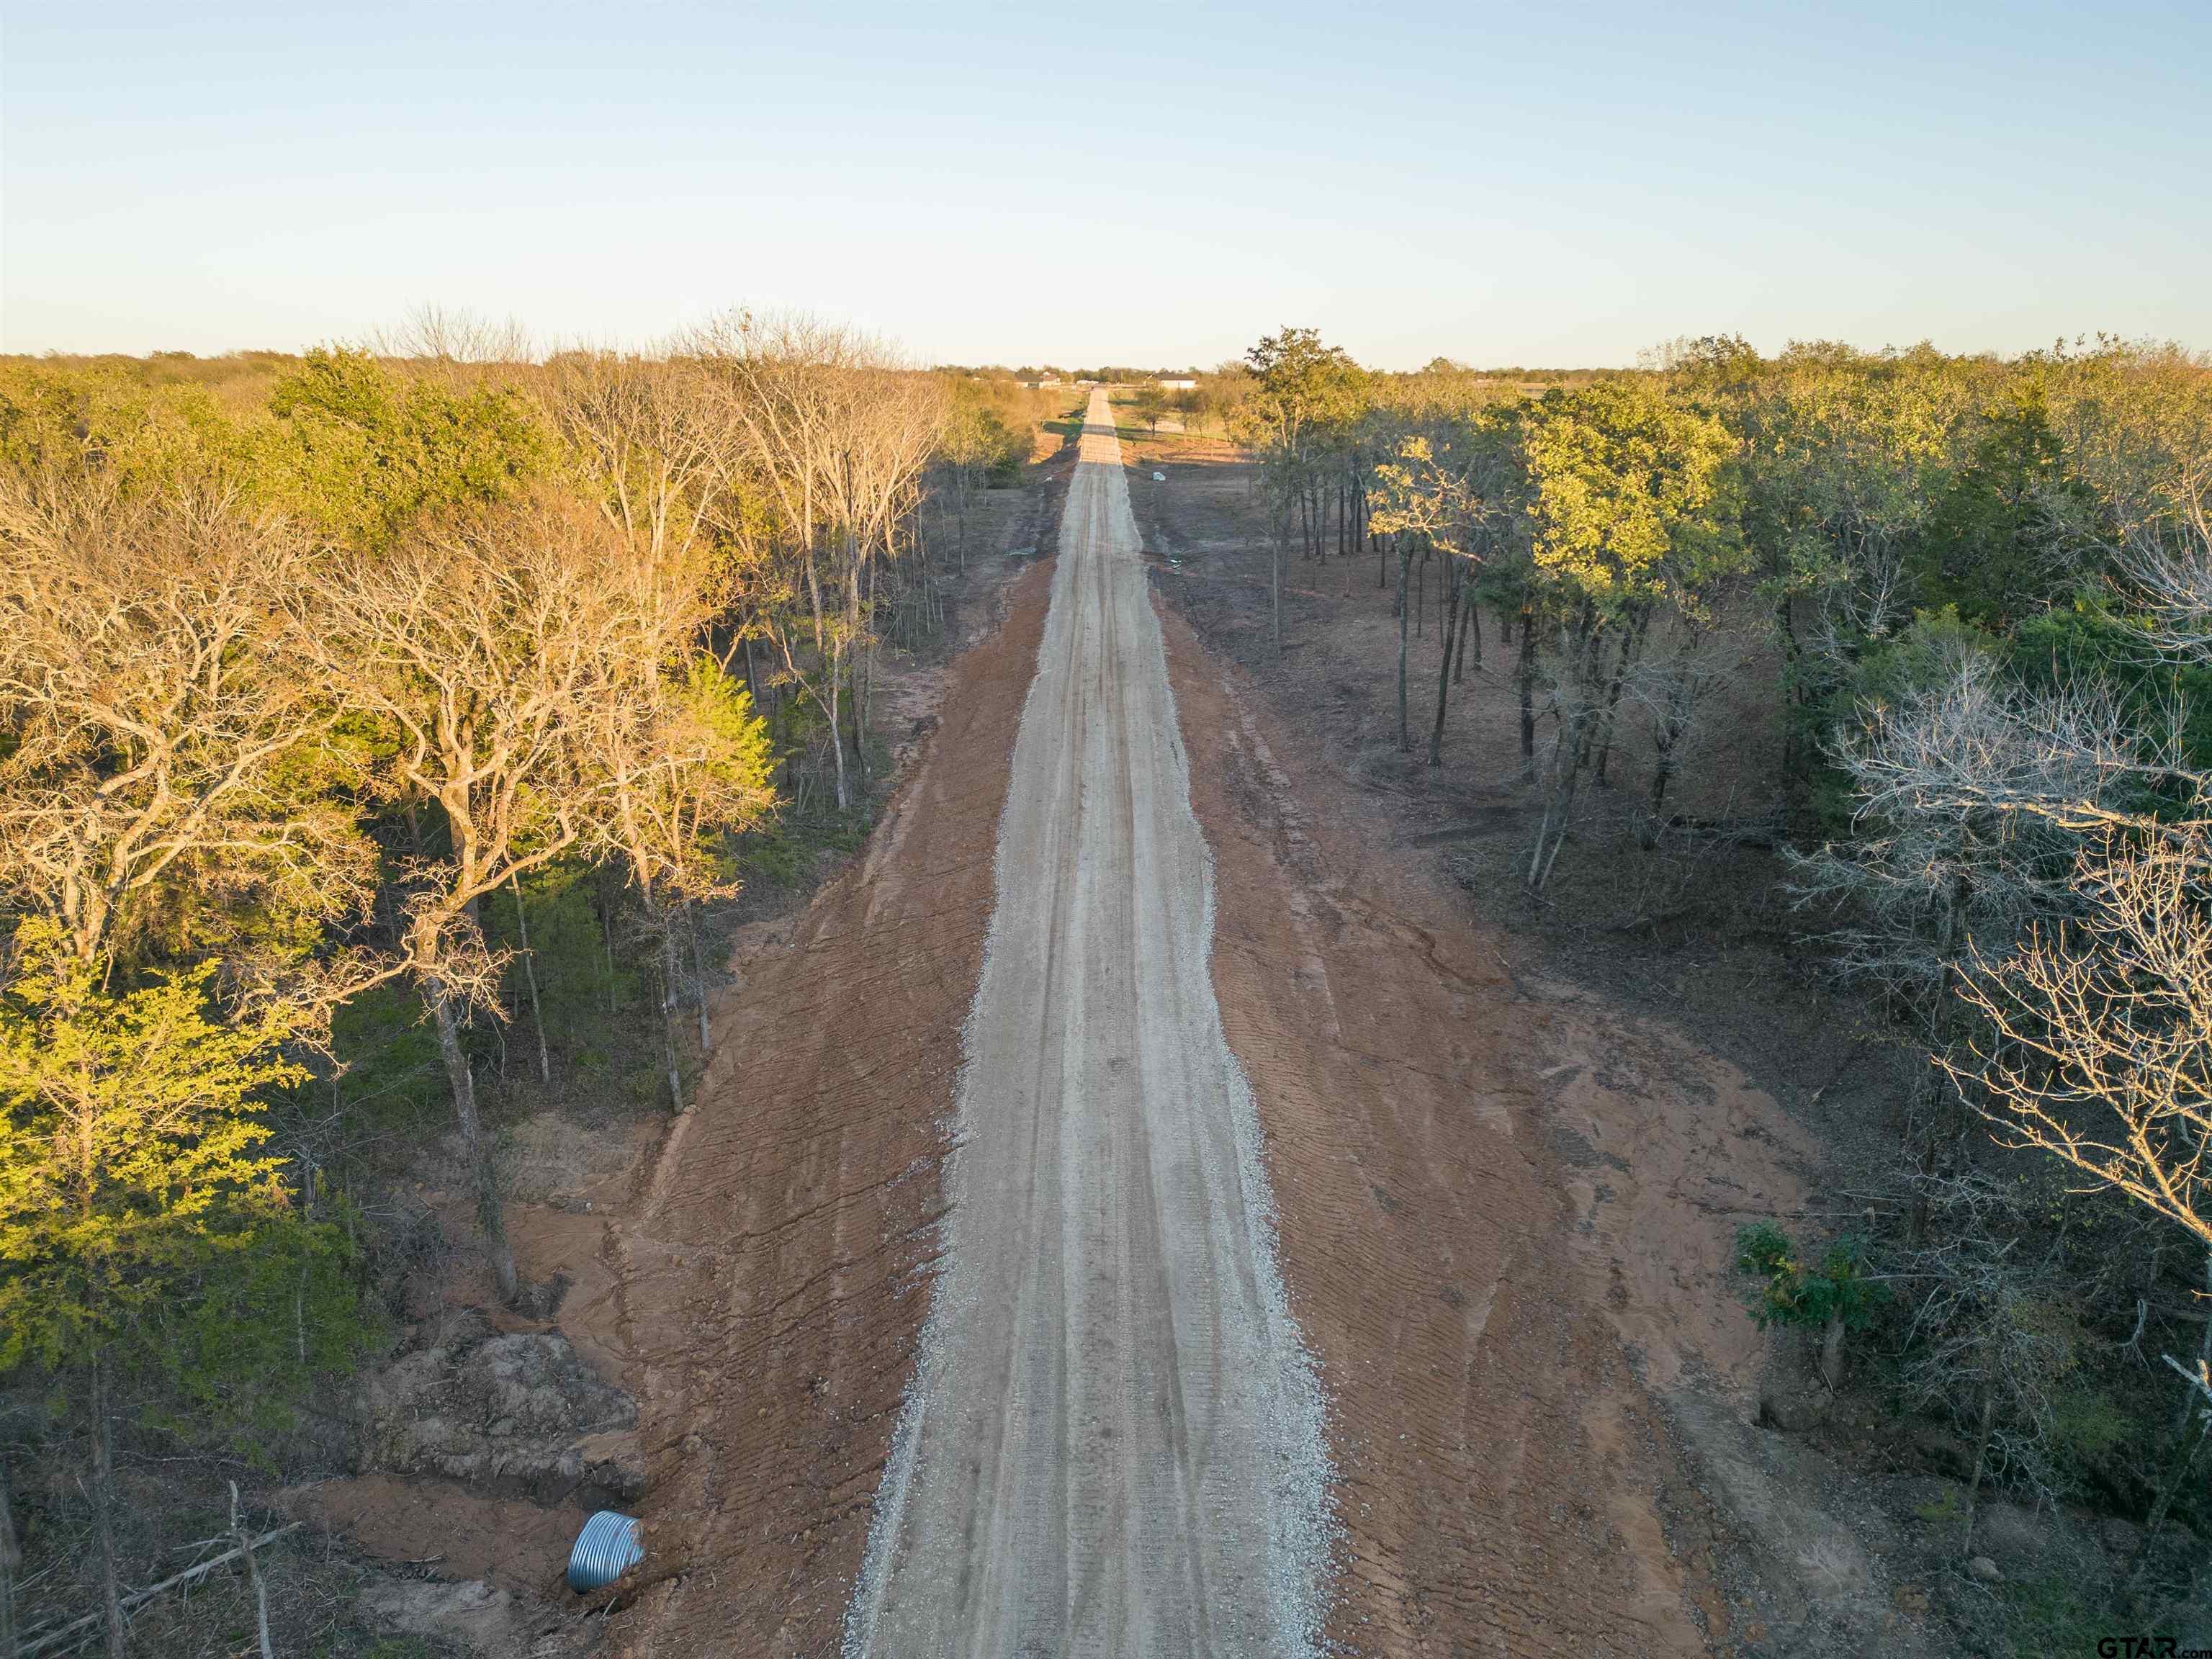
[606,396,1829,1658]
[844,390,1330,1655]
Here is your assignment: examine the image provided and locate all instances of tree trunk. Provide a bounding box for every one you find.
[825,649,848,811]
[1961,1382,1997,1557]
[1396,541,1413,752]
[1455,593,1480,681]
[1529,709,1590,894]
[647,893,685,1114]
[597,881,619,1016]
[431,977,518,1305]
[510,873,551,1087]
[229,1483,273,1659]
[1516,599,1538,775]
[91,1357,124,1659]
[853,551,874,794]
[1271,527,1283,656]
[1589,606,1649,786]
[1647,742,1679,837]
[2134,1373,2212,1586]
[685,903,712,1053]
[1645,646,1697,837]
[1429,560,1465,767]
[0,1457,17,1659]
[1818,1311,1847,1392]
[1529,618,1601,893]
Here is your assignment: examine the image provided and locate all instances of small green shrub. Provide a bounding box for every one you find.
[1915,1487,1964,1527]
[1735,1220,1885,1335]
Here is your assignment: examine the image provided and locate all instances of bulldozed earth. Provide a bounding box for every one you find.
[588,402,1871,1657]
[305,411,1941,1657]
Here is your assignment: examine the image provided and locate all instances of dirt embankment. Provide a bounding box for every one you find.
[604,552,1056,1656]
[1158,599,1830,1655]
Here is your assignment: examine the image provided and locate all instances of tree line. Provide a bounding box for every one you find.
[0,314,1044,1653]
[1223,328,2212,1614]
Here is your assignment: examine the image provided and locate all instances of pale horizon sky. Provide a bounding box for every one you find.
[5,1,2207,370]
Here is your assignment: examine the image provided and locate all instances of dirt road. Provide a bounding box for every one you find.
[608,396,1827,1658]
[843,392,1331,1655]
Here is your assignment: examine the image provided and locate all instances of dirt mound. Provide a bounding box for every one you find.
[605,560,1056,1656]
[360,1310,639,1509]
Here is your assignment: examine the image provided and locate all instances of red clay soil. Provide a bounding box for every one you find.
[605,559,1056,1658]
[600,537,1813,1655]
[1158,597,1812,1658]
[279,1477,585,1599]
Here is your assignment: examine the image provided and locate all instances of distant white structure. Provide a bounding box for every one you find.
[1156,377,1197,391]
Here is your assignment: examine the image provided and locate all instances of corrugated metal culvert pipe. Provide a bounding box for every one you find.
[567,1511,644,1593]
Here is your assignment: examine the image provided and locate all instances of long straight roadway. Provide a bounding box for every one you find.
[842,389,1332,1658]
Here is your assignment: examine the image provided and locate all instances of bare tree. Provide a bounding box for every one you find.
[1632,610,1739,830]
[691,312,943,811]
[2111,462,2212,664]
[550,349,750,1074]
[1789,657,2168,1031]
[1891,1169,2077,1555]
[1945,830,2212,1252]
[292,494,642,1304]
[0,467,375,979]
[377,303,536,387]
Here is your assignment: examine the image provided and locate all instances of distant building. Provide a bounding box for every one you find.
[1157,377,1197,392]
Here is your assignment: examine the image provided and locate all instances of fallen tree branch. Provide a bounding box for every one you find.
[19,1522,302,1657]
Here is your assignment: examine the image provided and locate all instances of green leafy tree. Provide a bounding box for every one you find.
[1915,376,2084,629]
[260,348,548,550]
[594,655,778,1109]
[0,919,365,1651]
[1132,384,1169,436]
[1370,410,1521,763]
[1519,379,1740,889]
[1242,329,1367,650]
[1714,345,1972,802]
[1735,1220,1884,1390]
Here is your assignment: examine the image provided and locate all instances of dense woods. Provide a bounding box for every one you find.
[1202,330,2212,1641]
[0,325,1057,1653]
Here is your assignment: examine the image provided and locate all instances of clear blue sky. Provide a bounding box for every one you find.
[5,1,2206,369]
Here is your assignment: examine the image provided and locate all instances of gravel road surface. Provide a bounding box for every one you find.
[843,391,1331,1658]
